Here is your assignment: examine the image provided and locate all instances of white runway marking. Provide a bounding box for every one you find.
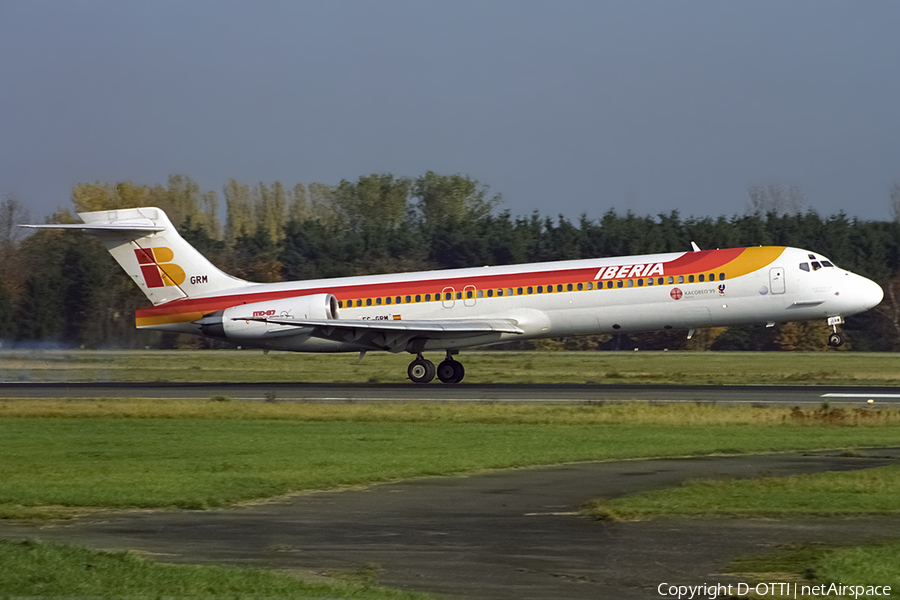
[820,393,900,398]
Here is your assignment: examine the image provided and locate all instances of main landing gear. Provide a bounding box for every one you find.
[408,351,465,384]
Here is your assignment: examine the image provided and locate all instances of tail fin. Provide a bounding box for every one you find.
[23,207,250,305]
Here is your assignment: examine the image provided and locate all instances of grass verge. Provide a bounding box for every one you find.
[1,401,898,518]
[730,542,900,598]
[0,539,428,599]
[587,464,900,520]
[3,349,900,385]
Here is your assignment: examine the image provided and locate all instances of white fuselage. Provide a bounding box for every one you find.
[140,246,883,353]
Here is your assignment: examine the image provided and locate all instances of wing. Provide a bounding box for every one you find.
[243,316,524,352]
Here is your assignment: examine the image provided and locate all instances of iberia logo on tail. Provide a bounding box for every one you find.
[134,247,186,288]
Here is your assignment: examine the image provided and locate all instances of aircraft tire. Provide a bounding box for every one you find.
[828,332,844,347]
[408,358,436,384]
[437,359,465,384]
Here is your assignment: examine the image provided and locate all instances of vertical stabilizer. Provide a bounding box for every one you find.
[25,207,250,305]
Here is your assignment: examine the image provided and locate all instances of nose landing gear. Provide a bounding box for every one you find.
[827,316,844,347]
[408,351,466,384]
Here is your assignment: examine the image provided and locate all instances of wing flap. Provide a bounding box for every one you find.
[246,316,524,335]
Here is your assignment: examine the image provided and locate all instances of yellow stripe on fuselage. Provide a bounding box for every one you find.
[723,246,785,279]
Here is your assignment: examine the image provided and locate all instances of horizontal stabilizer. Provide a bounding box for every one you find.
[21,223,165,233]
[22,207,250,305]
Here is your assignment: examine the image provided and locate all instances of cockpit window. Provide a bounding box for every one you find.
[811,261,822,271]
[799,263,810,272]
[822,260,834,267]
[808,254,816,260]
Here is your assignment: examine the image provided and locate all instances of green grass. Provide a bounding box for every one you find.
[730,542,900,598]
[3,349,900,385]
[0,539,429,599]
[1,401,899,518]
[588,465,900,520]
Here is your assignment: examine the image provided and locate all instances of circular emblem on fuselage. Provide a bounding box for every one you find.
[670,288,683,300]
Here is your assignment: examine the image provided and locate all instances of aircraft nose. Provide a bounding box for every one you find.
[862,277,884,310]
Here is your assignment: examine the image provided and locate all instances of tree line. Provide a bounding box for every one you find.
[2,173,899,352]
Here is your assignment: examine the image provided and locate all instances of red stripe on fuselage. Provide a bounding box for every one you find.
[135,248,748,322]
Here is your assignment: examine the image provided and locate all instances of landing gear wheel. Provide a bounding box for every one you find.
[437,359,465,384]
[408,358,435,384]
[828,332,844,347]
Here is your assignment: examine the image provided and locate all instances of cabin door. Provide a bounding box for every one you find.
[769,267,785,294]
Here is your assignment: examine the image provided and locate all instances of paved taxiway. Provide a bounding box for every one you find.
[2,449,899,599]
[1,382,899,404]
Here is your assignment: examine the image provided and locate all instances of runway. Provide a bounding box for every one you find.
[1,381,899,404]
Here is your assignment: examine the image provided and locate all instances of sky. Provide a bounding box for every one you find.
[2,1,899,222]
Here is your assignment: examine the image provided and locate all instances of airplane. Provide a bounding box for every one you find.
[24,206,884,384]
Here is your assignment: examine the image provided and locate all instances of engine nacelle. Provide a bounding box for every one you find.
[199,293,338,340]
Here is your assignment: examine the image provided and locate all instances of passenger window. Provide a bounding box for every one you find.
[527,286,533,294]
[667,277,674,285]
[376,298,382,305]
[517,287,523,295]
[557,284,563,292]
[708,273,714,281]
[637,279,643,287]
[537,285,543,293]
[366,298,372,306]
[627,279,634,287]
[800,263,810,272]
[338,300,343,308]
[812,262,822,271]
[507,288,513,296]
[466,291,472,299]
[607,281,614,289]
[416,294,421,302]
[647,278,654,286]
[718,273,725,281]
[497,289,503,296]
[567,283,573,291]
[405,295,412,303]
[487,289,494,297]
[477,290,483,298]
[587,282,593,290]
[688,275,694,283]
[698,274,705,282]
[456,292,462,299]
[678,276,684,284]
[356,299,362,307]
[577,283,583,291]
[617,280,623,288]
[424,294,430,302]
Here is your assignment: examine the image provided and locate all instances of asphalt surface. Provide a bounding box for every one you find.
[1,382,899,405]
[2,449,899,599]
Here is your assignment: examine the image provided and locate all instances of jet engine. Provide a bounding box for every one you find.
[197,293,338,340]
